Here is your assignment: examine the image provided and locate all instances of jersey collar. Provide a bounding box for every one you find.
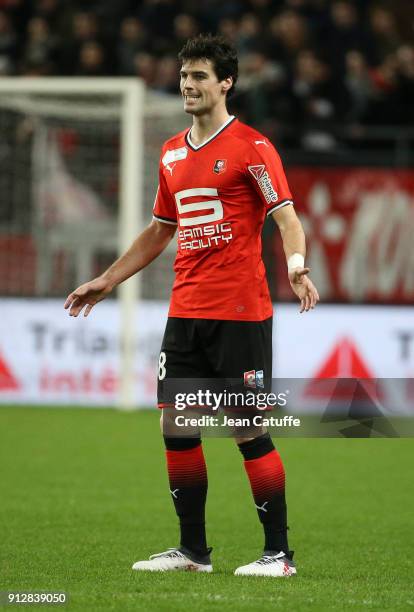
[185,115,236,152]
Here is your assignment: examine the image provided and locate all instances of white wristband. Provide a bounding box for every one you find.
[287,253,305,271]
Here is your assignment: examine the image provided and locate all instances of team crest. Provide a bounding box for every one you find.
[213,159,227,174]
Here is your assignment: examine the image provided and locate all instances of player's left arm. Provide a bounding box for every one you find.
[272,205,320,313]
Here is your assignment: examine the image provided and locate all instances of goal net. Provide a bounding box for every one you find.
[0,78,189,408]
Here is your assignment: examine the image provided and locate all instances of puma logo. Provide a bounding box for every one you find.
[170,488,179,499]
[255,501,268,512]
[254,140,269,147]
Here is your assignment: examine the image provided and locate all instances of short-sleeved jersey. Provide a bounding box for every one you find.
[153,116,294,321]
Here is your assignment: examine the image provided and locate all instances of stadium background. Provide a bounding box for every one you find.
[0,1,413,610]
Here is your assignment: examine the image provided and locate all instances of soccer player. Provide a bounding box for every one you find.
[64,34,319,577]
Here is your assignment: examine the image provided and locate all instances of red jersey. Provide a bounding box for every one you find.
[153,116,294,321]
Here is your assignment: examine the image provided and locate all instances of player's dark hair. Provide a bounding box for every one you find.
[178,34,238,97]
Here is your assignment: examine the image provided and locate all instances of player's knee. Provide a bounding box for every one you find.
[234,436,255,444]
[234,429,267,445]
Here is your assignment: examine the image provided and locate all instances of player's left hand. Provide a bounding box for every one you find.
[288,267,319,313]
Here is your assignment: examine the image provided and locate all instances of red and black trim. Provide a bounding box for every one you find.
[185,116,237,152]
[266,199,294,216]
[153,213,177,225]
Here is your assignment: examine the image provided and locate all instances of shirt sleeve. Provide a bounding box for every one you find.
[152,157,177,225]
[245,139,294,216]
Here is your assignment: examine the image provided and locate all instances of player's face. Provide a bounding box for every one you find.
[180,59,231,116]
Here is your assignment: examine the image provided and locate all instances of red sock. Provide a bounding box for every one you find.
[244,449,285,501]
[164,438,208,557]
[239,435,289,554]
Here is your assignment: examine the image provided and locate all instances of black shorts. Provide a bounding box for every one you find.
[157,316,272,408]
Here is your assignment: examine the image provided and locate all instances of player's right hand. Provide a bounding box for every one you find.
[288,267,319,313]
[64,276,113,317]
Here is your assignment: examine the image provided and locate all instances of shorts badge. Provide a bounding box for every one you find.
[244,369,264,389]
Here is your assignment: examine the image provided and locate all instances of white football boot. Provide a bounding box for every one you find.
[234,551,296,577]
[132,548,213,573]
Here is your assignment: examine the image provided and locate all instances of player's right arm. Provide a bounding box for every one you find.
[65,148,177,318]
[64,219,176,317]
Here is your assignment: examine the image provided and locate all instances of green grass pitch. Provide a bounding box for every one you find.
[0,407,413,611]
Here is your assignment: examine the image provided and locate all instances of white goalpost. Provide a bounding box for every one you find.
[0,78,186,410]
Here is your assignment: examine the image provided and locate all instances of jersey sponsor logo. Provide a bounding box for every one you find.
[175,187,224,227]
[213,159,227,174]
[179,222,232,251]
[175,188,233,250]
[248,165,278,204]
[162,147,188,167]
[248,164,266,180]
[244,369,264,389]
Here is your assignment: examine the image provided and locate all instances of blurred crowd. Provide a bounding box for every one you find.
[1,0,414,143]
